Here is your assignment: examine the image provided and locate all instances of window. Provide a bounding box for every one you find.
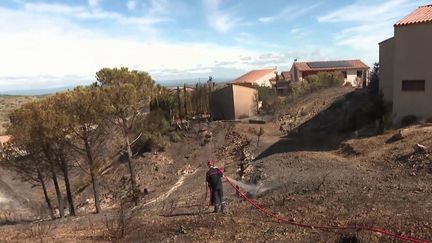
[341,71,347,79]
[402,80,425,91]
[357,70,363,78]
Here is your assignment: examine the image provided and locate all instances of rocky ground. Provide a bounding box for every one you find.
[1,87,432,242]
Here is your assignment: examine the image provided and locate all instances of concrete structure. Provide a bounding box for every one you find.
[379,4,432,124]
[281,71,291,81]
[379,37,395,102]
[209,84,257,120]
[232,68,276,87]
[0,135,11,158]
[290,60,369,87]
[275,71,291,95]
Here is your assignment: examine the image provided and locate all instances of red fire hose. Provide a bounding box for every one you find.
[223,175,431,243]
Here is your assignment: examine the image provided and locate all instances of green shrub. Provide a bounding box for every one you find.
[168,132,182,143]
[253,85,277,111]
[291,71,343,98]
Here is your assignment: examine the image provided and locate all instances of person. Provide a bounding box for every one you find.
[205,159,225,213]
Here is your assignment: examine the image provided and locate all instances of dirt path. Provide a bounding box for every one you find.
[141,168,199,208]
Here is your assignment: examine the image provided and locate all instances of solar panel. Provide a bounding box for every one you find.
[307,61,352,69]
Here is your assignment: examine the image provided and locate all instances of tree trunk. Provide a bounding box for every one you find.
[42,145,64,218]
[83,131,101,214]
[49,161,64,218]
[123,124,138,206]
[183,84,188,119]
[60,154,76,216]
[37,168,54,219]
[177,86,183,123]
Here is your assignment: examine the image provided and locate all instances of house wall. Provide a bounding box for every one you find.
[209,86,235,120]
[300,69,367,87]
[379,38,395,103]
[392,22,432,123]
[290,65,300,81]
[232,85,258,119]
[346,70,357,83]
[254,72,276,87]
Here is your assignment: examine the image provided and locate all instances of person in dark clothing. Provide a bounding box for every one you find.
[205,159,225,213]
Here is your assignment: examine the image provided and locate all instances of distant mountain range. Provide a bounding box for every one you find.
[0,77,233,96]
[0,86,76,96]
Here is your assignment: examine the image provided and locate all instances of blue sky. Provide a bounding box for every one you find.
[0,0,428,91]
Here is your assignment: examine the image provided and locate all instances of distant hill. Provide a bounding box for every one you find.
[0,77,233,96]
[157,77,232,87]
[0,86,76,96]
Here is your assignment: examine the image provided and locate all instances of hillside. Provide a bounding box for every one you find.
[0,87,431,242]
[0,95,40,135]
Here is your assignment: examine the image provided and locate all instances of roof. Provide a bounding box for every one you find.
[395,5,432,27]
[0,135,11,145]
[212,84,256,94]
[281,71,291,79]
[232,68,276,84]
[293,59,369,72]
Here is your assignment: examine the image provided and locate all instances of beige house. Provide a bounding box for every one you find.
[290,60,369,87]
[209,84,257,120]
[231,68,276,87]
[379,4,432,124]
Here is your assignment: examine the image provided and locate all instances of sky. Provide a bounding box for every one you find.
[0,0,428,91]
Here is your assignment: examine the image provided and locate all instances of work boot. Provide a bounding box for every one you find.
[214,205,220,213]
[220,203,225,213]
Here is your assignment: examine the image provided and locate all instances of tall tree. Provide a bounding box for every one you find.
[46,94,77,216]
[183,84,188,119]
[6,102,63,218]
[66,87,109,213]
[368,62,380,95]
[96,67,155,205]
[176,86,183,123]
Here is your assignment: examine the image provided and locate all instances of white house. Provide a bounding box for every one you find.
[231,68,276,87]
[290,60,370,88]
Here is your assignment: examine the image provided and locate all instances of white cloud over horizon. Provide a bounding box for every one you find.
[0,1,311,90]
[0,0,425,91]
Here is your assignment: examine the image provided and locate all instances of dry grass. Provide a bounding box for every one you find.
[0,95,40,135]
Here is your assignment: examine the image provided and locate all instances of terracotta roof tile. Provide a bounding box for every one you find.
[293,59,369,72]
[395,5,432,26]
[232,68,276,84]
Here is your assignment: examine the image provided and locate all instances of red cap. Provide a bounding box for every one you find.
[207,159,215,166]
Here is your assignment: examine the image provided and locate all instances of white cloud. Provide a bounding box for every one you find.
[23,2,169,25]
[203,0,241,33]
[0,5,293,90]
[127,0,137,11]
[258,16,276,23]
[148,0,169,15]
[259,3,320,23]
[88,0,101,8]
[318,0,419,23]
[318,0,429,63]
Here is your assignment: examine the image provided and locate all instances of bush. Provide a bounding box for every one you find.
[253,85,277,112]
[143,110,171,134]
[401,115,418,127]
[131,109,172,153]
[168,132,182,143]
[292,71,343,98]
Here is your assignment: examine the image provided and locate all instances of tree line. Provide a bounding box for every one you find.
[0,68,213,219]
[1,68,153,217]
